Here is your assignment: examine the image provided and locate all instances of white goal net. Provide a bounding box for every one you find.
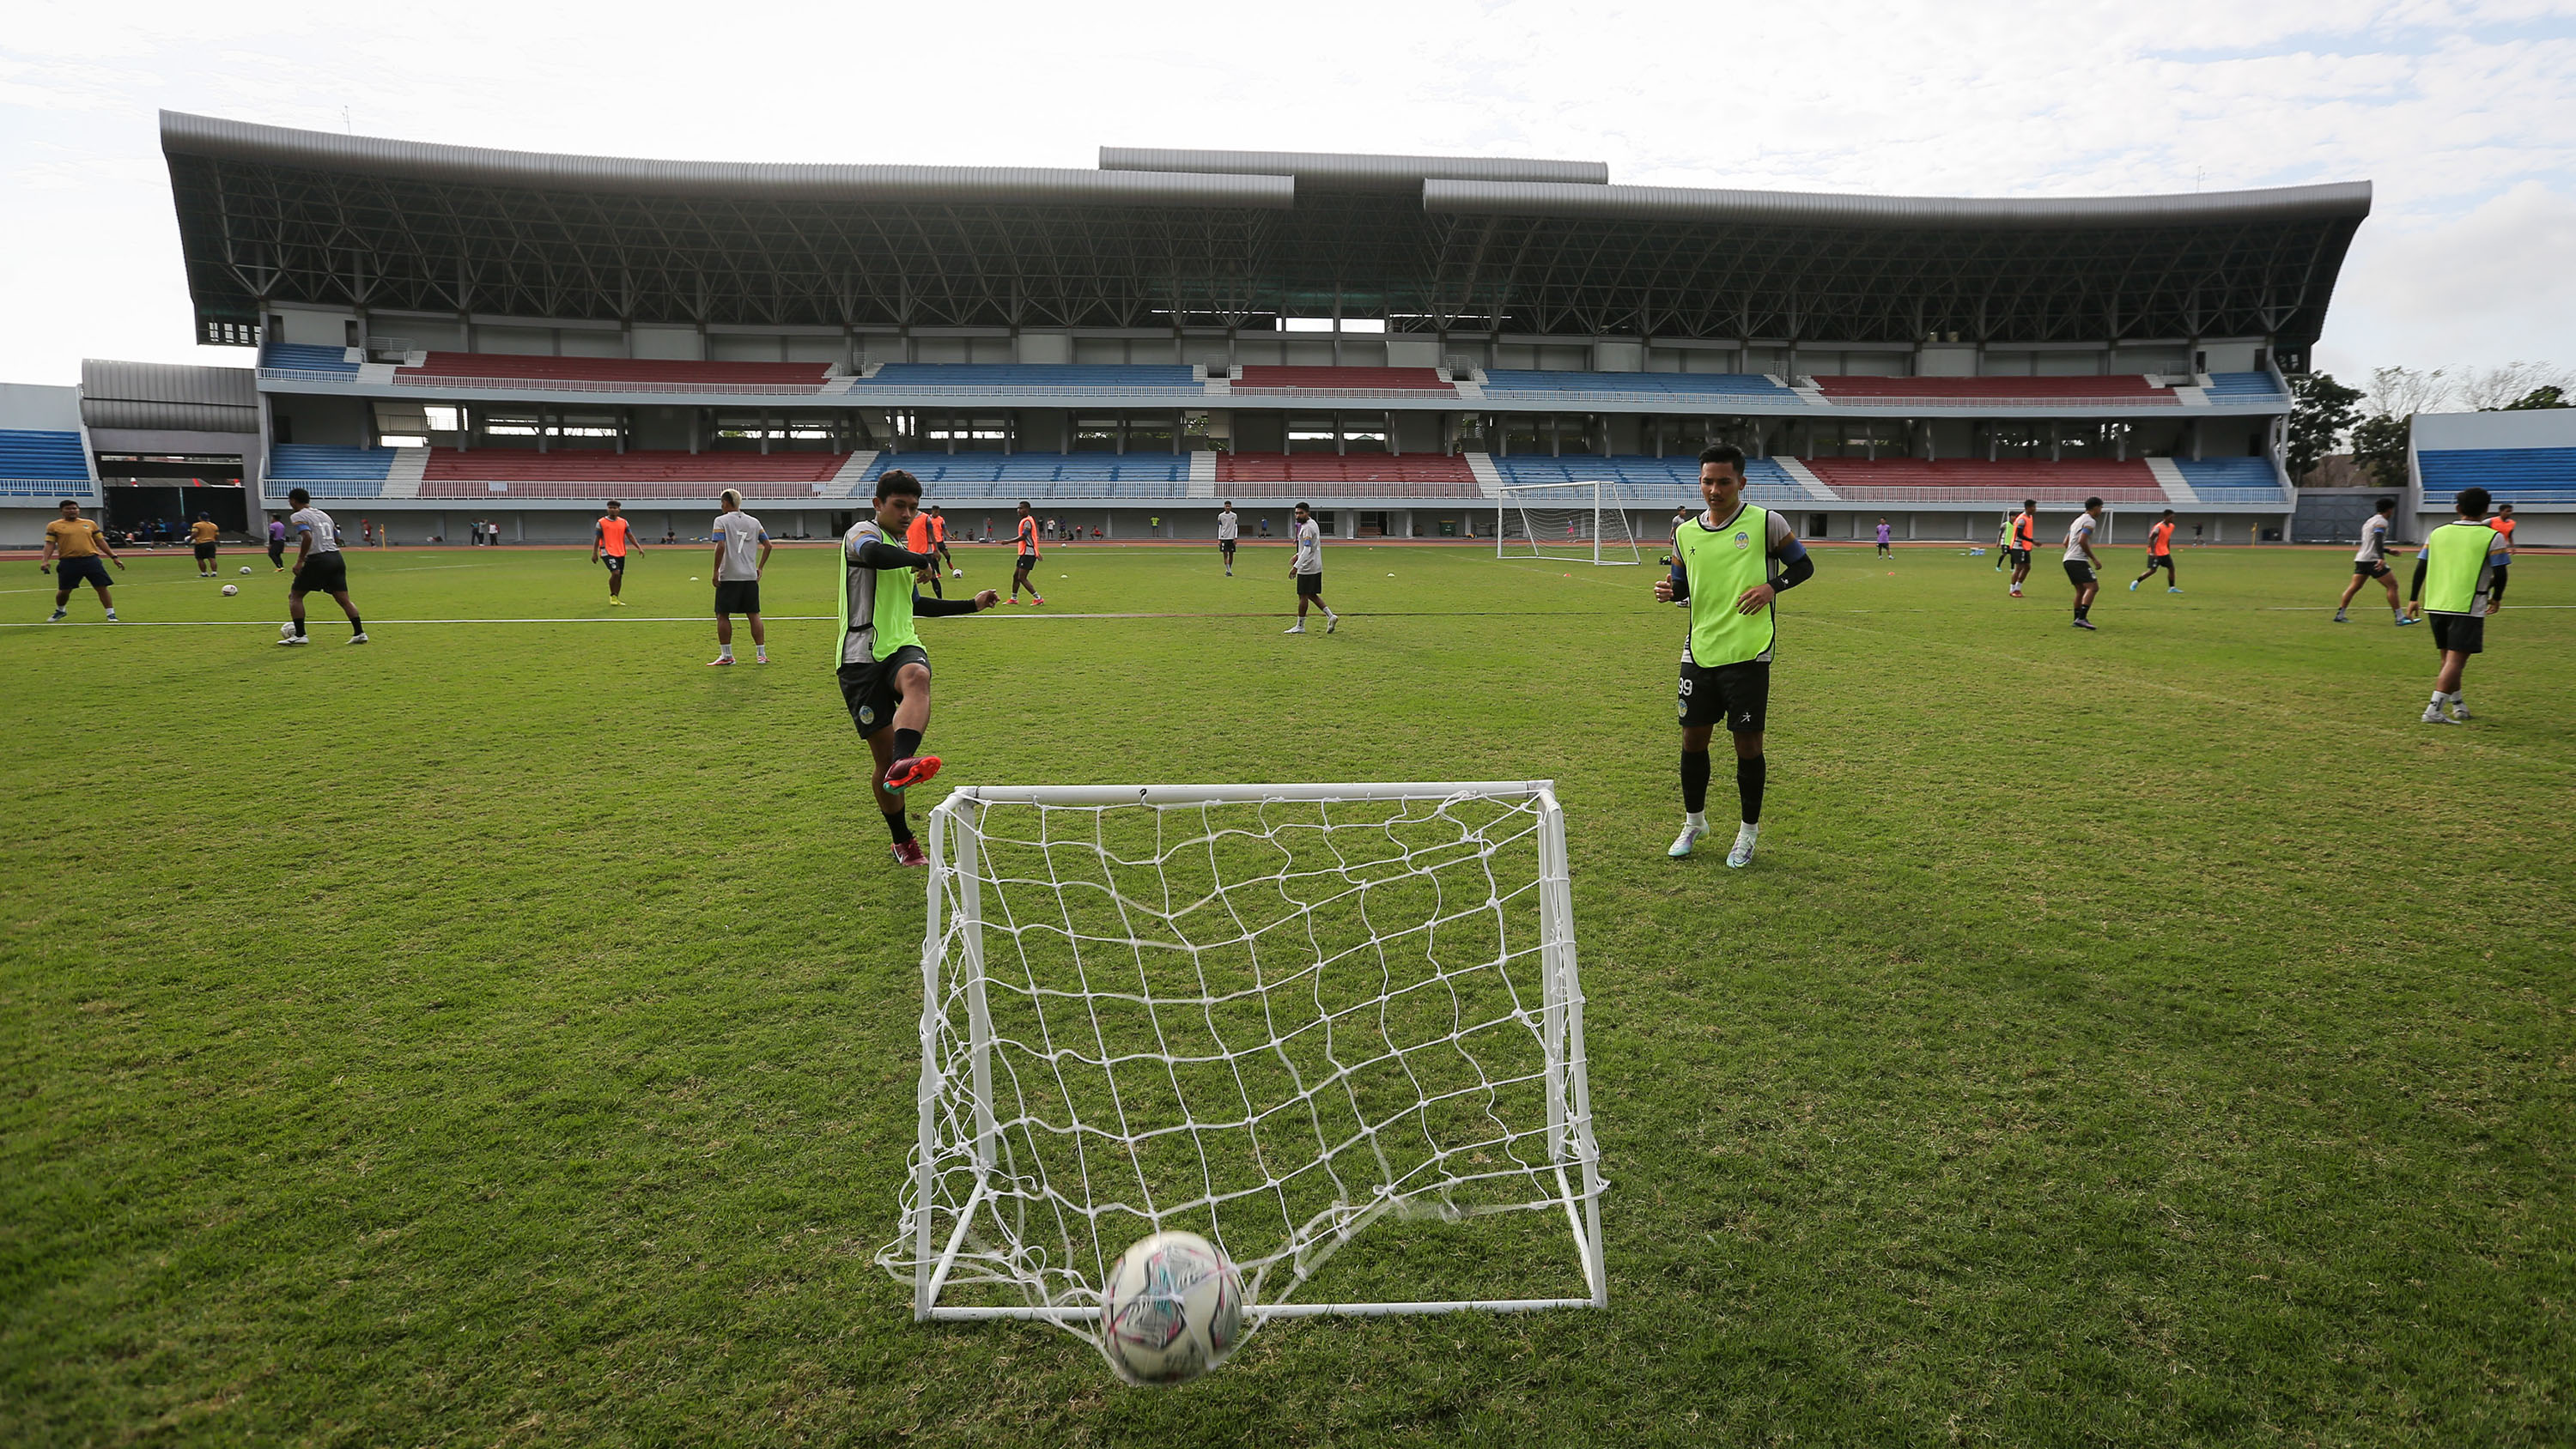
[1496,481,1643,565]
[880,780,1607,1340]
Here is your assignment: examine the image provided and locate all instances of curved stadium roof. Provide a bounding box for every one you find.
[162,112,2369,352]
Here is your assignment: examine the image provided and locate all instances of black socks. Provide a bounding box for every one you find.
[2075,603,2090,621]
[884,809,914,845]
[349,615,362,634]
[1681,749,1710,814]
[895,728,923,760]
[1738,754,1766,825]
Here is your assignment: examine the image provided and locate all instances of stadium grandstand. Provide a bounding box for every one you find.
[2408,407,2576,546]
[3,112,2370,545]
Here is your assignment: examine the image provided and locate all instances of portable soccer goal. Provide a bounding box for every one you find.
[881,780,1607,1342]
[1496,481,1643,565]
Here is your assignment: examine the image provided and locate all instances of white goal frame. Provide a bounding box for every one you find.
[893,780,1607,1327]
[1496,480,1643,566]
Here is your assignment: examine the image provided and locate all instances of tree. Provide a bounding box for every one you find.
[2459,361,2573,411]
[2502,384,2569,411]
[2366,365,2451,420]
[2351,413,2411,490]
[2287,372,2363,480]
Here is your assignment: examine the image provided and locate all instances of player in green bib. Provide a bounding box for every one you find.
[1652,445,1816,867]
[839,470,1000,865]
[2405,485,2511,725]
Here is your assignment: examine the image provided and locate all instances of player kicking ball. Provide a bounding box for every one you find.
[1655,445,1814,868]
[2129,508,2180,592]
[841,470,1001,866]
[2063,496,2104,630]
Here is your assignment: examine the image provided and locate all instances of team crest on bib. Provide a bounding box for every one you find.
[1733,531,1749,549]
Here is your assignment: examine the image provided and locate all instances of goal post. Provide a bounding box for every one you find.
[882,780,1607,1338]
[1496,480,1643,566]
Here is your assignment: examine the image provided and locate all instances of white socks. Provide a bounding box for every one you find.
[755,646,768,663]
[1685,810,1707,832]
[716,647,733,661]
[1735,822,1759,846]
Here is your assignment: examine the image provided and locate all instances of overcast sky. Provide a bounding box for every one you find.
[4,0,2571,387]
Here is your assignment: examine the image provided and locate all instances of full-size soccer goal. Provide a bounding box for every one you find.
[880,780,1607,1343]
[1497,481,1643,565]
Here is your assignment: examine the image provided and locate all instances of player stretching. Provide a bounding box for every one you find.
[1874,518,1893,558]
[1217,500,1239,575]
[1009,500,1044,605]
[280,487,366,645]
[2409,487,2510,724]
[593,500,641,605]
[709,488,769,665]
[1285,501,1337,634]
[2063,496,2104,630]
[1656,446,1814,868]
[839,470,999,865]
[929,506,961,579]
[2007,500,2039,596]
[40,499,124,621]
[2129,509,2180,592]
[2488,502,2516,611]
[2335,496,2412,625]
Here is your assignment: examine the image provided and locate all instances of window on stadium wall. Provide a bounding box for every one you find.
[1072,418,1121,452]
[101,458,250,535]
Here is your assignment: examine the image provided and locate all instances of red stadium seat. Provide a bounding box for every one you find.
[1231,367,1455,393]
[1803,457,2168,503]
[414,448,848,500]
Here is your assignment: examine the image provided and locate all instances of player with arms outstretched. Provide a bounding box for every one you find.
[1655,445,1815,868]
[2336,496,2412,625]
[839,470,1000,865]
[1009,500,1044,605]
[592,499,641,605]
[2129,509,2179,592]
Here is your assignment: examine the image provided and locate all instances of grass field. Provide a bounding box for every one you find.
[4,536,2571,1446]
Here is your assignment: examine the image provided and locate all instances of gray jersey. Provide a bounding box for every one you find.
[714,510,767,581]
[289,506,340,554]
[1293,519,1321,573]
[2355,513,2391,564]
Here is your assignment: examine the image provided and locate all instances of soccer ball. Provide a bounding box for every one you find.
[951,568,963,578]
[239,565,252,574]
[1098,1231,1243,1386]
[279,621,296,640]
[221,584,239,597]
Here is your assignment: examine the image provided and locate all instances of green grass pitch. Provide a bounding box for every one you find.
[4,537,2570,1446]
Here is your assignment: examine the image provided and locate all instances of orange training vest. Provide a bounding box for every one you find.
[2150,521,2173,555]
[598,516,632,555]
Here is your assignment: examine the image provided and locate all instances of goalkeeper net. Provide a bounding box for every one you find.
[880,780,1606,1339]
[1496,481,1643,565]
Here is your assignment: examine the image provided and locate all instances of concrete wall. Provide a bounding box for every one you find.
[0,382,86,431]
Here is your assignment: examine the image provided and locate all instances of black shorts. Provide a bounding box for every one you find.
[714,579,761,615]
[1680,658,1770,734]
[2353,560,2391,579]
[56,555,112,590]
[2063,560,2096,586]
[2006,548,2031,567]
[291,551,349,596]
[2142,552,2172,572]
[1296,571,1324,597]
[602,553,626,574]
[193,543,218,562]
[839,645,929,738]
[2428,613,2484,656]
[1017,554,1038,573]
[1220,539,1237,555]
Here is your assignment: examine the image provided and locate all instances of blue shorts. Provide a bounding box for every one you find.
[56,555,112,590]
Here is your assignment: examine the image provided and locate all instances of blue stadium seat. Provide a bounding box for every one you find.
[1481,371,1798,402]
[2174,456,2284,503]
[1492,453,1805,505]
[0,430,94,493]
[2202,373,2285,403]
[266,445,396,497]
[860,364,1200,390]
[262,343,361,376]
[866,452,1192,499]
[2418,447,2576,504]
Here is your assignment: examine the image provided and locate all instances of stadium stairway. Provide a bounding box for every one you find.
[829,452,880,496]
[385,448,428,498]
[1187,453,1218,496]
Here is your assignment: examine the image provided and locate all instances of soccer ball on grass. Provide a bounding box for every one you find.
[1098,1230,1243,1386]
[221,584,238,597]
[239,565,252,574]
[278,622,296,641]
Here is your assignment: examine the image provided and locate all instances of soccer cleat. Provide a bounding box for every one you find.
[708,655,733,666]
[347,632,368,644]
[2167,587,2182,594]
[1325,613,1338,634]
[2072,618,2098,630]
[1667,822,1707,858]
[2333,610,2348,622]
[884,755,943,791]
[1030,594,1044,605]
[2008,586,2022,597]
[609,598,627,607]
[47,609,67,621]
[276,634,308,646]
[2448,700,2473,722]
[2421,704,2460,725]
[890,838,929,867]
[1283,623,1305,634]
[2395,615,2419,626]
[1726,826,1758,870]
[2128,579,2139,592]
